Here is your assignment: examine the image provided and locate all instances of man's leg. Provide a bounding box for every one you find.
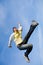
[23,20,39,44]
[24,44,33,62]
[17,43,33,62]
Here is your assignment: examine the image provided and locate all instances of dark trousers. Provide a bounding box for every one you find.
[17,24,37,56]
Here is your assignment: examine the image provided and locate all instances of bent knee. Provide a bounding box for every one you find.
[30,44,33,50]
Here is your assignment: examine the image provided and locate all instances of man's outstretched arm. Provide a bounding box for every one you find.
[8,33,14,48]
[18,23,23,35]
[18,23,23,31]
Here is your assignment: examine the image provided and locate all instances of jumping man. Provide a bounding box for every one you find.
[8,20,39,62]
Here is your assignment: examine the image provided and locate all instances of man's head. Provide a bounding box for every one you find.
[13,27,17,32]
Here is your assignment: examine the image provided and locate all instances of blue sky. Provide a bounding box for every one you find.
[0,0,43,65]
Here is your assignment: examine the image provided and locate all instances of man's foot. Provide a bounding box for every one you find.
[31,20,39,26]
[24,54,30,62]
[8,45,12,48]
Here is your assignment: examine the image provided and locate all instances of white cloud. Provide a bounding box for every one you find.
[35,3,43,63]
[36,0,43,21]
[38,25,43,64]
[0,4,7,27]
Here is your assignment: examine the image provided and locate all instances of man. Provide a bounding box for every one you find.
[8,20,39,62]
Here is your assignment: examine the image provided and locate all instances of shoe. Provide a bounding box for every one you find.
[8,45,12,48]
[24,54,30,62]
[31,20,39,26]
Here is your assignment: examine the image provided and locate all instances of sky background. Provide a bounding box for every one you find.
[0,0,43,65]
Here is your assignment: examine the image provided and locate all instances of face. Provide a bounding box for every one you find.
[13,27,17,32]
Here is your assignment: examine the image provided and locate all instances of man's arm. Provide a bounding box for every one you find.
[18,24,23,34]
[8,33,14,48]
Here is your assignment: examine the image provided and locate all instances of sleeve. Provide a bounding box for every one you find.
[18,24,23,34]
[18,24,22,31]
[8,33,14,47]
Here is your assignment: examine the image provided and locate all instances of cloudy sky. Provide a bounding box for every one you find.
[0,0,43,65]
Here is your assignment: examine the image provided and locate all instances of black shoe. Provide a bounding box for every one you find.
[31,20,39,26]
[24,54,30,62]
